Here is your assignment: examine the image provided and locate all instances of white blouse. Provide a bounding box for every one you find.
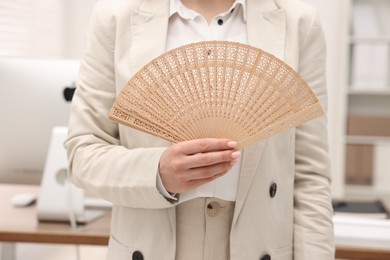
[158,0,248,203]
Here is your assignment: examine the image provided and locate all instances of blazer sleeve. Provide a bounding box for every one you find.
[64,1,176,209]
[293,10,335,259]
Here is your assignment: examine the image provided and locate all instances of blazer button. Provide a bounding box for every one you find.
[260,254,271,260]
[132,250,144,260]
[269,182,277,198]
[206,201,221,217]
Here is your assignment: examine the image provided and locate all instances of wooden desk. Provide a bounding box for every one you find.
[1,184,390,260]
[0,184,110,246]
[336,246,390,260]
[334,199,390,260]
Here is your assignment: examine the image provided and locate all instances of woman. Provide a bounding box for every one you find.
[65,0,334,259]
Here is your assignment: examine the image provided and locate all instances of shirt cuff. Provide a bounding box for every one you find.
[156,171,178,201]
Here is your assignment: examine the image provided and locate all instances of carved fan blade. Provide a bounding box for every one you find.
[109,41,324,149]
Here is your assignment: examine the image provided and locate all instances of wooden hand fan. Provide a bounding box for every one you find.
[109,41,324,149]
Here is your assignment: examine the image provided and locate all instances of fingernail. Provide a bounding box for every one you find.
[227,141,237,148]
[231,151,240,159]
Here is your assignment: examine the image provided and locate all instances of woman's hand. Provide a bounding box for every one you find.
[159,138,240,194]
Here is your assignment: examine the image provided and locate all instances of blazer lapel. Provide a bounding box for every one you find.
[232,0,286,226]
[247,0,286,60]
[128,0,174,147]
[129,0,170,76]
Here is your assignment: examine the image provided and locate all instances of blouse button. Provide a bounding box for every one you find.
[217,19,224,25]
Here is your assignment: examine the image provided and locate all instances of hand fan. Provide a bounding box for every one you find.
[109,41,324,149]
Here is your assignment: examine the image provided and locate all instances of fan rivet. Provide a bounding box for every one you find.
[207,49,212,55]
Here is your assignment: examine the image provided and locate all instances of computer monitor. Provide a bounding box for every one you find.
[0,58,111,223]
[0,58,79,183]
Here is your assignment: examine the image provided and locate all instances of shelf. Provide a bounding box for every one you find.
[346,135,390,145]
[343,0,390,199]
[348,89,390,95]
[349,35,390,44]
[345,185,390,200]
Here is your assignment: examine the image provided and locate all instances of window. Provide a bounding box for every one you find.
[0,0,65,58]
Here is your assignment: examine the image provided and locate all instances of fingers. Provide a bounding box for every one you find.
[183,161,235,181]
[158,138,241,194]
[180,138,238,155]
[186,150,241,169]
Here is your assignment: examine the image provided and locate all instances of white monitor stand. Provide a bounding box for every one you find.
[37,126,106,224]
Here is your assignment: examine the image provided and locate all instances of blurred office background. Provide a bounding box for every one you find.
[0,1,108,259]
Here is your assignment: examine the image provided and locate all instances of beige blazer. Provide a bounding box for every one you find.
[65,0,335,259]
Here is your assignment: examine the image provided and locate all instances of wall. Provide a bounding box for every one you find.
[63,0,100,59]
